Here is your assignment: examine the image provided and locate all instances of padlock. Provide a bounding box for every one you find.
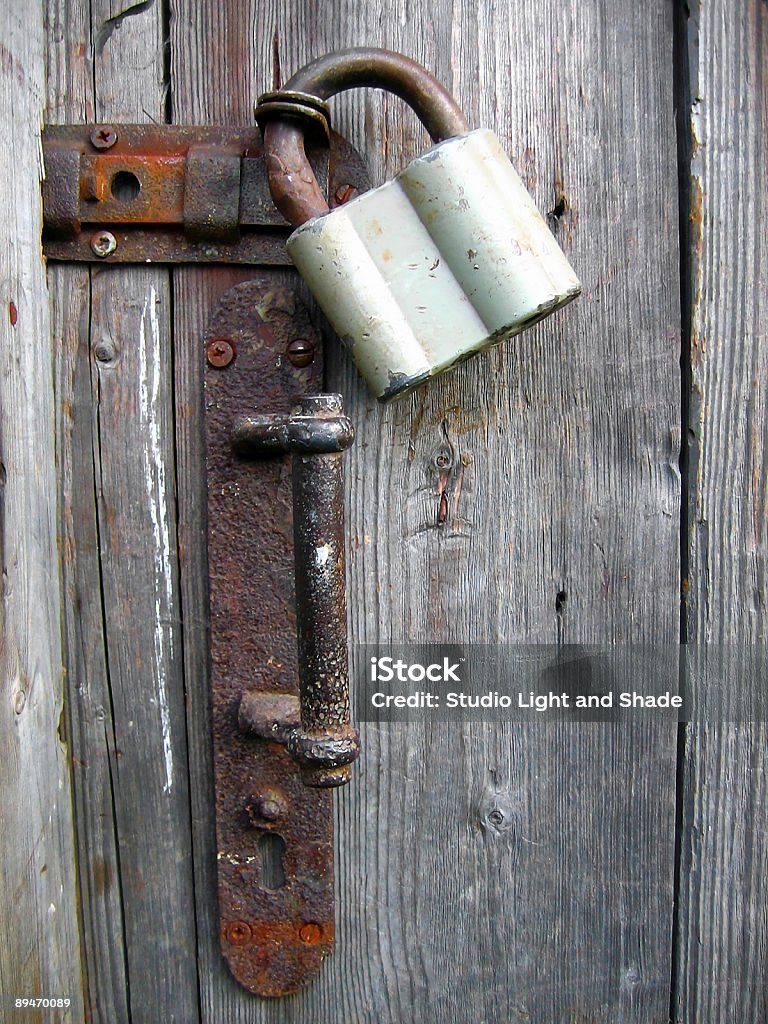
[258,49,580,402]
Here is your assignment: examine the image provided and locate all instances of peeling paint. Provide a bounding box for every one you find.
[139,286,174,796]
[315,542,331,567]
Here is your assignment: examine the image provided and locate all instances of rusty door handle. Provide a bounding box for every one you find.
[233,394,360,787]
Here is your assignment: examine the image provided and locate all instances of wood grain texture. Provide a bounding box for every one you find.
[172,2,681,1021]
[46,1,200,1021]
[674,2,768,1021]
[0,5,85,1021]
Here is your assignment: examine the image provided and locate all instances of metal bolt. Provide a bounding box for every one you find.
[286,338,315,367]
[90,125,118,150]
[207,337,235,368]
[334,183,359,206]
[245,789,285,824]
[90,231,117,258]
[298,922,323,945]
[226,921,252,945]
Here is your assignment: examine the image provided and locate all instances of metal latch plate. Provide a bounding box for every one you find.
[205,278,333,995]
[41,125,366,264]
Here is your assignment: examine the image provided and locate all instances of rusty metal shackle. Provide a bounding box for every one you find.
[258,48,470,227]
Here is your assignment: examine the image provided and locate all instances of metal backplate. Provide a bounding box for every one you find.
[204,278,333,995]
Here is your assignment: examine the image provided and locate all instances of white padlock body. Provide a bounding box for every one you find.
[287,129,581,401]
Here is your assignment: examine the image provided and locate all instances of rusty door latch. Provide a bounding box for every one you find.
[41,123,365,264]
[204,282,362,996]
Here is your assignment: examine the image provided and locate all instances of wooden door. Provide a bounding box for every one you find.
[1,1,765,1021]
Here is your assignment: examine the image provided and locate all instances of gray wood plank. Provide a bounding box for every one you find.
[674,2,768,1021]
[52,266,131,1023]
[172,2,681,1021]
[0,4,85,1021]
[45,1,200,1020]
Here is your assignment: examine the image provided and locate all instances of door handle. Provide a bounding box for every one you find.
[232,394,360,789]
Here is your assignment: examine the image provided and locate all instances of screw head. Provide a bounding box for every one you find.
[298,922,323,945]
[90,125,118,150]
[334,183,359,205]
[226,921,252,945]
[287,338,315,367]
[90,231,117,258]
[207,337,235,368]
[245,788,286,824]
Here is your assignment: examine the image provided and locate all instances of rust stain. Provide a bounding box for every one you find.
[8,301,17,326]
[437,491,448,525]
[689,176,705,370]
[442,403,487,436]
[689,176,704,262]
[451,452,472,530]
[407,388,428,463]
[433,440,453,528]
[547,188,579,250]
[92,856,111,896]
[519,146,537,191]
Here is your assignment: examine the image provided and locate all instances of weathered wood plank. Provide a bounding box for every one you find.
[53,264,135,1023]
[675,2,768,1021]
[173,2,680,1021]
[46,1,200,1020]
[0,4,85,1021]
[45,5,127,1019]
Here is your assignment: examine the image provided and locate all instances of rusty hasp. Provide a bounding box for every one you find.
[41,124,368,264]
[206,279,356,997]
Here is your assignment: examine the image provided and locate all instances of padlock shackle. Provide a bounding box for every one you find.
[283,49,469,140]
[261,48,470,227]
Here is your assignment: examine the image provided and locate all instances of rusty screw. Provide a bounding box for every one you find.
[207,337,235,368]
[298,922,323,945]
[245,789,285,824]
[226,921,252,945]
[334,183,359,206]
[286,338,315,367]
[90,231,117,258]
[90,125,118,150]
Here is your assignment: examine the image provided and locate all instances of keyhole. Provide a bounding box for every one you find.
[258,833,286,890]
